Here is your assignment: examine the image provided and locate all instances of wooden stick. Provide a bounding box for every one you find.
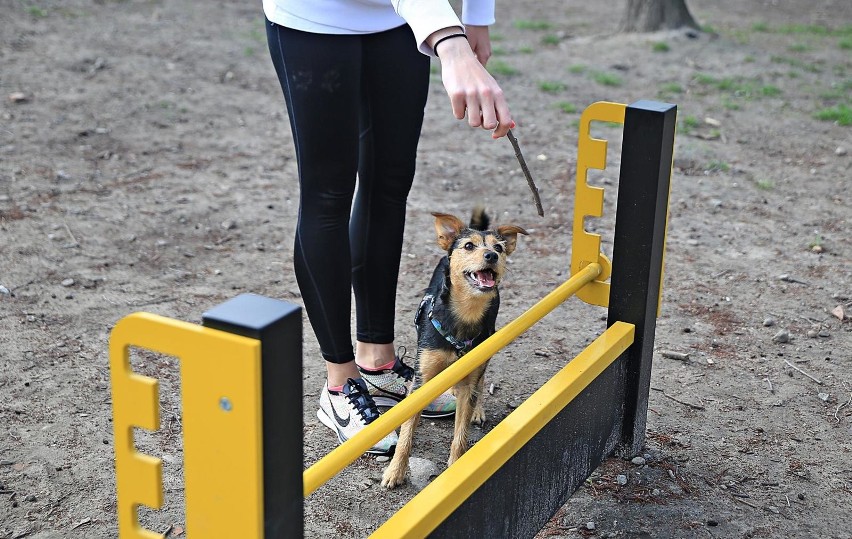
[506,129,544,216]
[783,358,823,385]
[651,387,705,410]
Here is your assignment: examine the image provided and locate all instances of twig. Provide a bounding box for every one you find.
[730,495,759,509]
[63,219,79,246]
[651,387,705,410]
[506,129,544,216]
[835,393,852,423]
[765,377,774,393]
[783,358,823,385]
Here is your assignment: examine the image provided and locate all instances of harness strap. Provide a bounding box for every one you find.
[416,294,478,357]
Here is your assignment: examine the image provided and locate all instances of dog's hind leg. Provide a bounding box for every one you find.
[470,373,486,426]
[448,364,487,466]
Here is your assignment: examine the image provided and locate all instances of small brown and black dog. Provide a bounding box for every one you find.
[382,208,527,489]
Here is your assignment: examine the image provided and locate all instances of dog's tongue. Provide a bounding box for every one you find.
[475,270,495,288]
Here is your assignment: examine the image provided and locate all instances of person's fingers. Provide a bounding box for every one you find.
[479,90,499,131]
[466,93,483,127]
[448,88,467,120]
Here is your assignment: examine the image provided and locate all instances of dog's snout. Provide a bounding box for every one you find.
[484,251,498,263]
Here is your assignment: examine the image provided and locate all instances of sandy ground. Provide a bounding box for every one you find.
[1,0,851,537]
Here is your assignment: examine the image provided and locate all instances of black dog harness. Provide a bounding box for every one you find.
[416,293,479,357]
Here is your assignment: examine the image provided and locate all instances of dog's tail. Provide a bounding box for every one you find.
[469,206,489,231]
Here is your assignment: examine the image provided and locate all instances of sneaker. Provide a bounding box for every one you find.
[316,378,397,456]
[359,355,457,418]
[358,356,416,408]
[421,390,456,419]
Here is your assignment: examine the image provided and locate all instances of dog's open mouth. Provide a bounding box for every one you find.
[465,269,497,291]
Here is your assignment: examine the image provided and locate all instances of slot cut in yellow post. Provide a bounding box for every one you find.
[571,101,627,308]
[110,313,264,539]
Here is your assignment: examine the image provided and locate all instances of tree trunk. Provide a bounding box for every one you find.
[621,0,700,32]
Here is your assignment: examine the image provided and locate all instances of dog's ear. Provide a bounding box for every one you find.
[496,225,528,256]
[432,212,465,251]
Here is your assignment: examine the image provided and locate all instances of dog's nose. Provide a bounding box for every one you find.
[484,251,498,263]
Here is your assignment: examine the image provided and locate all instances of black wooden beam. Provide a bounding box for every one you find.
[203,293,303,539]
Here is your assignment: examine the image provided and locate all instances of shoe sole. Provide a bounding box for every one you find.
[316,409,395,456]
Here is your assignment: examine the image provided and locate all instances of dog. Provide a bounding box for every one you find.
[381,208,527,489]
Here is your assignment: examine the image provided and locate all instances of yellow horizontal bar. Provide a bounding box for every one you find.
[370,321,635,539]
[303,262,603,496]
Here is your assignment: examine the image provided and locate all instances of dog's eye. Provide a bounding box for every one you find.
[464,242,475,251]
[493,244,504,253]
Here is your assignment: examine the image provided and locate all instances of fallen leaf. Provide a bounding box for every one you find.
[831,305,845,320]
[172,525,184,536]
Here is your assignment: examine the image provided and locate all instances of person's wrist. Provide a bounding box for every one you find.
[427,26,467,56]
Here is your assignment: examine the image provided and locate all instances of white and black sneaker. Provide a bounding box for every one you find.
[316,378,397,456]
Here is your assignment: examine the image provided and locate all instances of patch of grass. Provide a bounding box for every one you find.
[491,46,507,56]
[756,179,774,190]
[770,55,824,73]
[518,46,535,54]
[707,160,730,172]
[568,64,586,74]
[693,73,785,101]
[722,99,741,110]
[814,104,852,126]
[778,24,830,36]
[592,72,622,87]
[761,85,782,97]
[788,43,810,53]
[660,82,684,94]
[541,34,560,46]
[28,5,48,17]
[539,81,566,93]
[556,102,577,114]
[244,46,256,57]
[514,20,552,31]
[490,33,505,42]
[489,60,519,77]
[840,37,852,50]
[744,55,756,63]
[652,41,670,52]
[752,22,770,32]
[680,115,700,134]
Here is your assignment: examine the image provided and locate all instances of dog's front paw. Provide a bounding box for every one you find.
[471,403,486,426]
[381,462,408,490]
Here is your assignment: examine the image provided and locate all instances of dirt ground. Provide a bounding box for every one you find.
[1,0,850,538]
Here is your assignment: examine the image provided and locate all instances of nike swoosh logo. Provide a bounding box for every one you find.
[330,400,350,427]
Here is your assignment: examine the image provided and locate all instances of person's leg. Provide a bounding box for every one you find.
[267,20,398,455]
[350,25,430,368]
[266,22,361,383]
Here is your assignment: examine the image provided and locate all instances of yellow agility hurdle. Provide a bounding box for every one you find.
[110,99,676,538]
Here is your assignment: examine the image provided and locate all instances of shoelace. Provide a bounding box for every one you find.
[392,348,416,383]
[344,378,380,423]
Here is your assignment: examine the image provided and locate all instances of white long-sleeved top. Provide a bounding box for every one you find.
[262,0,495,55]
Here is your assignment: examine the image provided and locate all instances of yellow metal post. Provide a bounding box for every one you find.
[110,313,264,539]
[571,101,627,308]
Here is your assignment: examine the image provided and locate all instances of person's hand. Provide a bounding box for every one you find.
[429,27,514,139]
[465,25,492,66]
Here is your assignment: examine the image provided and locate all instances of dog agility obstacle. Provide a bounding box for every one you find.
[109,99,676,538]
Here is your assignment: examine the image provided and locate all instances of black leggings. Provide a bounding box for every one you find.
[266,21,430,364]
